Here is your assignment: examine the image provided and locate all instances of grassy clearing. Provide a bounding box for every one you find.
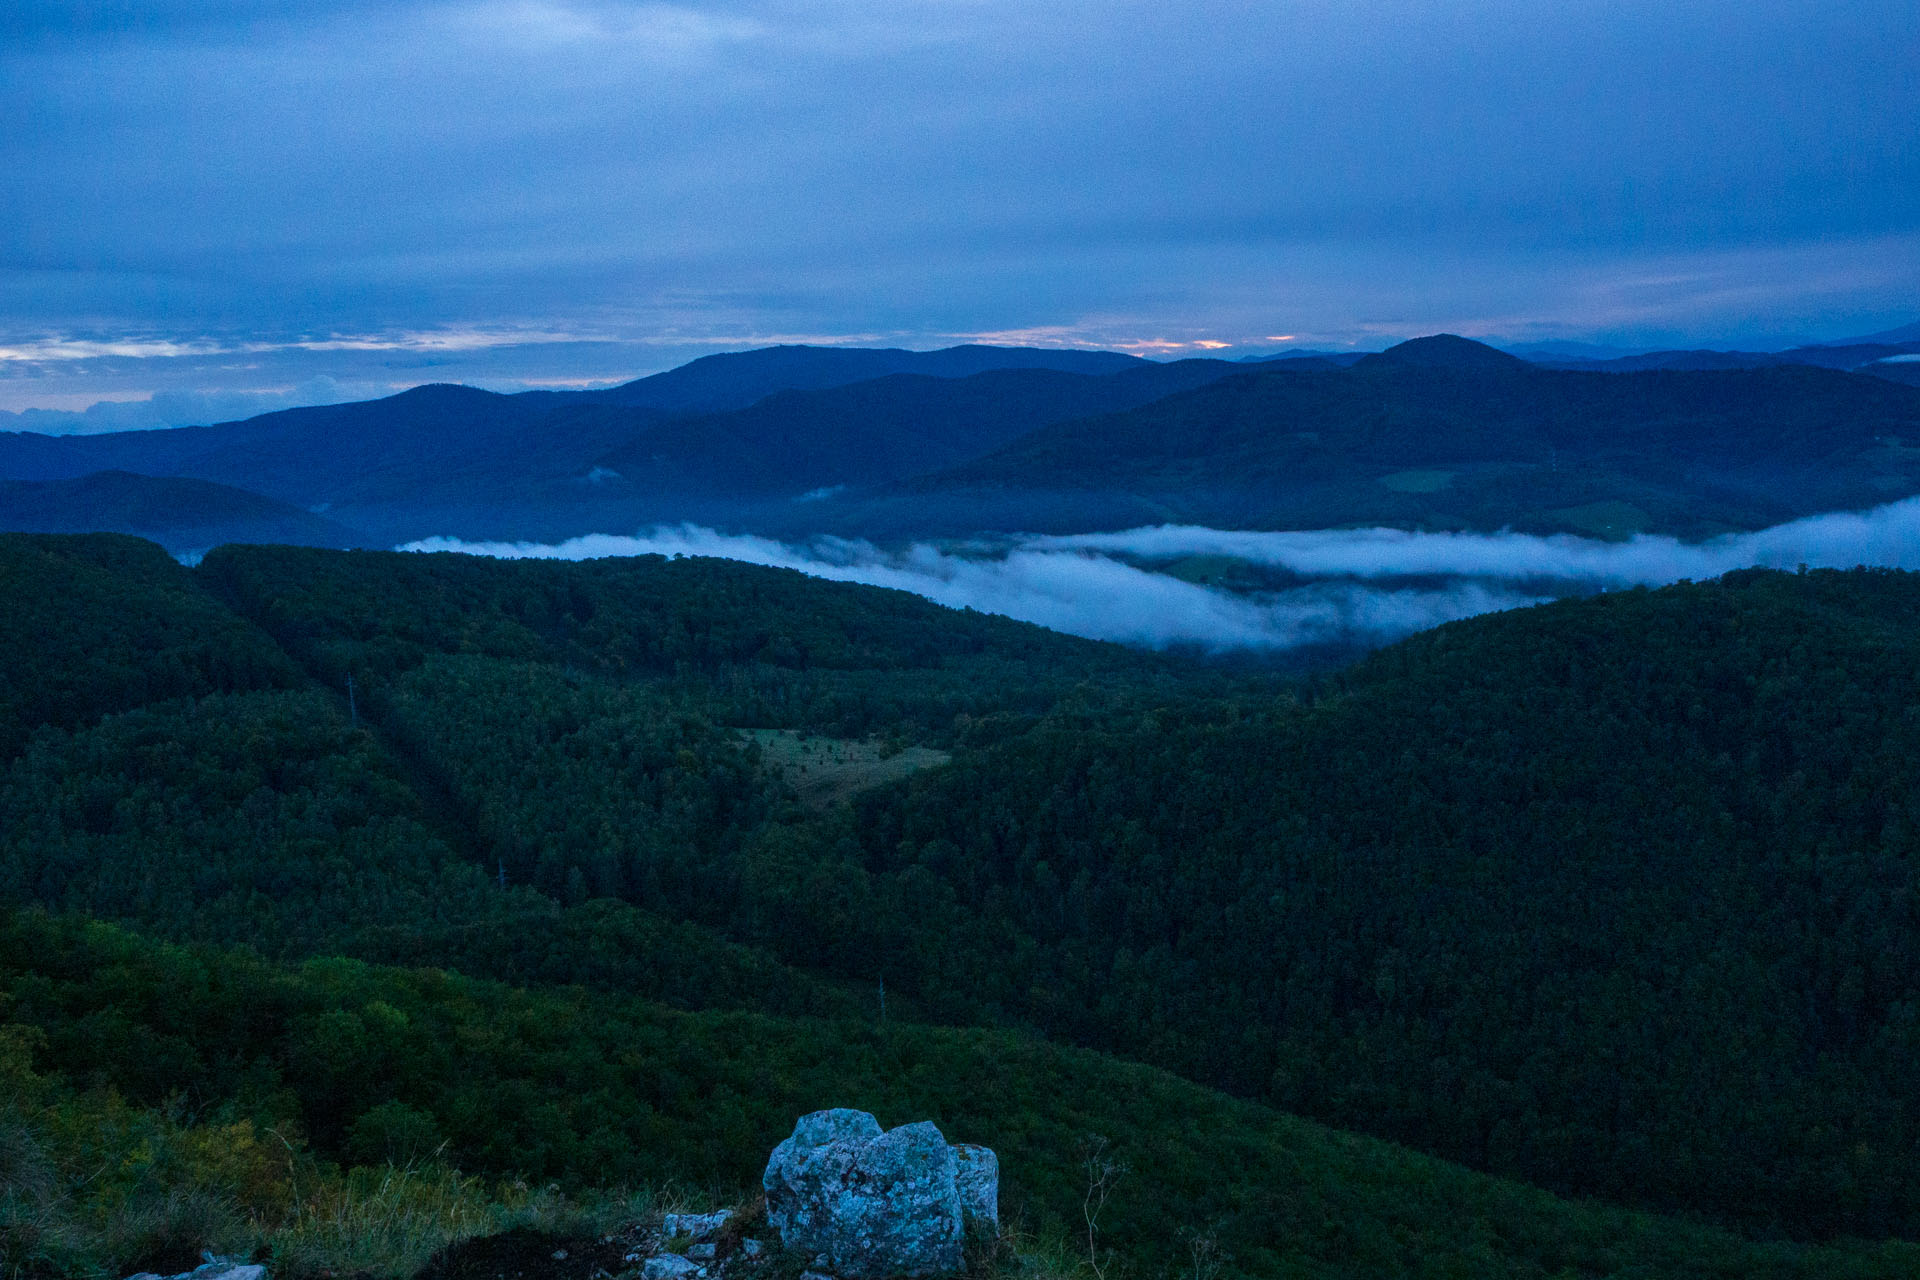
[1376,469,1456,493]
[739,729,950,809]
[267,1167,640,1280]
[1548,498,1652,538]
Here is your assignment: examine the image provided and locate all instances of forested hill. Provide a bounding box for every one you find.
[859,339,1920,537]
[561,340,1144,412]
[14,915,1917,1280]
[9,337,1920,548]
[0,351,1239,547]
[586,358,1245,509]
[5,534,1920,1269]
[0,471,369,554]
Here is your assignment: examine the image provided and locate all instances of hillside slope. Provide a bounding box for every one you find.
[565,341,1143,413]
[6,535,1920,1246]
[181,543,1920,1238]
[14,338,1920,546]
[863,338,1920,536]
[586,359,1247,510]
[8,909,1918,1280]
[0,350,1221,543]
[0,470,370,553]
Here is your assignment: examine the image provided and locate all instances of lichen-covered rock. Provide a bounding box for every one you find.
[126,1255,267,1280]
[952,1144,999,1237]
[663,1210,733,1242]
[787,1108,884,1150]
[764,1110,976,1278]
[640,1254,704,1280]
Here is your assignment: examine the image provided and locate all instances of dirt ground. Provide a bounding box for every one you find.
[414,1226,651,1280]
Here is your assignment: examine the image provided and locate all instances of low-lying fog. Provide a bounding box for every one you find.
[403,496,1920,654]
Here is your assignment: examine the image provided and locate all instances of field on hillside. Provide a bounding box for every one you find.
[740,729,952,809]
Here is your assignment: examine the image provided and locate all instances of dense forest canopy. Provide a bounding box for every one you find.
[5,533,1920,1275]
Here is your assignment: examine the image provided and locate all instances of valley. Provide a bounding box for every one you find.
[12,5,1915,1274]
[6,532,1920,1276]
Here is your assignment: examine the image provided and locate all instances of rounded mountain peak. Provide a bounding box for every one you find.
[1358,334,1530,370]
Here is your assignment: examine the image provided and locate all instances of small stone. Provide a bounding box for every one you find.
[662,1210,734,1242]
[738,1240,764,1259]
[624,1253,644,1264]
[551,1250,569,1261]
[641,1256,703,1280]
[685,1245,715,1262]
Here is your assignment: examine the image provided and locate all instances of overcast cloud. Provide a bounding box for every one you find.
[3,0,1916,415]
[401,497,1920,652]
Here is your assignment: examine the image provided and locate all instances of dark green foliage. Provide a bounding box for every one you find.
[777,568,1920,1236]
[0,686,854,1019]
[8,533,1920,1255]
[198,543,1175,740]
[379,656,775,910]
[194,543,1920,1238]
[0,537,864,1017]
[7,910,1918,1280]
[0,688,487,951]
[0,533,299,760]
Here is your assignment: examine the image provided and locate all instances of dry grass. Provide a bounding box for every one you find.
[739,729,950,810]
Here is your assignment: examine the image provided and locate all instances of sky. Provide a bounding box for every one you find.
[4,0,1917,426]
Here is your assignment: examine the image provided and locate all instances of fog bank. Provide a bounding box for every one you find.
[402,498,1920,652]
[1036,497,1920,585]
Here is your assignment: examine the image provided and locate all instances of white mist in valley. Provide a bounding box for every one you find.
[1034,497,1920,585]
[402,495,1920,653]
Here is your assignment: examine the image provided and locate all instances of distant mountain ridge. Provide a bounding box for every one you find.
[587,359,1250,503]
[0,470,368,553]
[844,337,1920,538]
[1358,333,1532,370]
[0,346,1244,546]
[4,335,1920,548]
[1525,337,1920,374]
[540,342,1145,413]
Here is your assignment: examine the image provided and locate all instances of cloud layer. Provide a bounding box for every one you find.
[1037,500,1920,586]
[3,0,1918,412]
[400,497,1920,653]
[0,378,361,433]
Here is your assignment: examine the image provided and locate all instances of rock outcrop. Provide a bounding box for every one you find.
[762,1109,999,1279]
[952,1145,999,1238]
[663,1211,733,1242]
[125,1255,265,1280]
